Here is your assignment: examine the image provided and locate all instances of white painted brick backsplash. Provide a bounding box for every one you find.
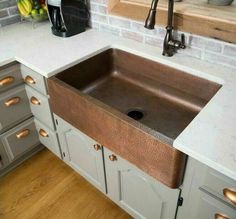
[91,21,100,30]
[205,51,236,68]
[90,3,107,14]
[0,1,20,27]
[8,6,19,16]
[131,21,156,36]
[178,46,203,59]
[91,12,108,24]
[144,35,163,48]
[99,23,121,36]
[90,0,108,5]
[109,16,131,29]
[121,29,144,42]
[223,44,236,57]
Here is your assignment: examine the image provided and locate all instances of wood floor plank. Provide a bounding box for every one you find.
[0,149,132,219]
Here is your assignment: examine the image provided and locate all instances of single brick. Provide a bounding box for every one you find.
[223,44,236,57]
[204,51,236,69]
[90,3,107,14]
[0,9,8,18]
[0,0,16,9]
[0,15,20,26]
[144,36,163,48]
[99,24,120,36]
[121,30,143,43]
[8,6,19,16]
[109,16,131,29]
[91,12,108,24]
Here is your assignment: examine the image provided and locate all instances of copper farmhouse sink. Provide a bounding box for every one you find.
[48,48,221,188]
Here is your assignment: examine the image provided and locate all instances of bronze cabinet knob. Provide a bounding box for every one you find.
[24,75,36,84]
[4,97,21,107]
[30,96,40,105]
[16,129,30,139]
[109,154,117,161]
[223,188,236,205]
[39,129,49,137]
[0,76,14,86]
[93,144,101,151]
[215,213,230,219]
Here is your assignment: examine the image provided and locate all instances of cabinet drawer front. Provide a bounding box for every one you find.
[0,85,31,133]
[25,86,55,130]
[0,118,39,161]
[202,169,236,206]
[0,63,22,93]
[191,159,236,206]
[192,190,236,219]
[34,118,61,158]
[21,65,47,95]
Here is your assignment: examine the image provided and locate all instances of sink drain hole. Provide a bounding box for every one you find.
[127,109,144,121]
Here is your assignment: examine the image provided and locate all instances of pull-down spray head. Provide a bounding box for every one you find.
[144,0,159,29]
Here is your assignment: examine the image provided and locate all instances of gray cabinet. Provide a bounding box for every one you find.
[177,158,236,219]
[0,62,41,174]
[104,147,180,219]
[22,64,61,159]
[55,114,106,193]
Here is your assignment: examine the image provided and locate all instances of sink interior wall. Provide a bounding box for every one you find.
[55,49,221,139]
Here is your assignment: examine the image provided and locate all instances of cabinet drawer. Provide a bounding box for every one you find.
[0,118,39,162]
[21,65,47,95]
[0,63,22,93]
[188,189,236,219]
[34,118,61,158]
[191,159,236,206]
[25,85,55,130]
[201,168,236,207]
[0,85,31,133]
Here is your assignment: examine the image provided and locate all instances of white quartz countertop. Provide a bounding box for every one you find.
[1,22,236,181]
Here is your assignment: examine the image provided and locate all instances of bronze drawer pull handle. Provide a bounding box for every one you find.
[215,213,230,219]
[93,144,101,151]
[223,188,236,205]
[0,76,14,86]
[109,154,117,161]
[4,97,21,107]
[16,129,30,139]
[30,96,40,105]
[39,129,48,137]
[24,75,35,84]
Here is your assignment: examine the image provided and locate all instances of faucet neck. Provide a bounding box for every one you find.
[167,0,174,28]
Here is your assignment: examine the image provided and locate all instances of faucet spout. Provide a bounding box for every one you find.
[144,0,159,29]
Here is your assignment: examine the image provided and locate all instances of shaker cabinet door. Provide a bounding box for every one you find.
[104,147,180,219]
[55,114,106,193]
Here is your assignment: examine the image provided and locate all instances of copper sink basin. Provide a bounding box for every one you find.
[48,48,221,188]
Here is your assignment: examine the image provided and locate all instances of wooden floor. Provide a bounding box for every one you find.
[0,149,132,219]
